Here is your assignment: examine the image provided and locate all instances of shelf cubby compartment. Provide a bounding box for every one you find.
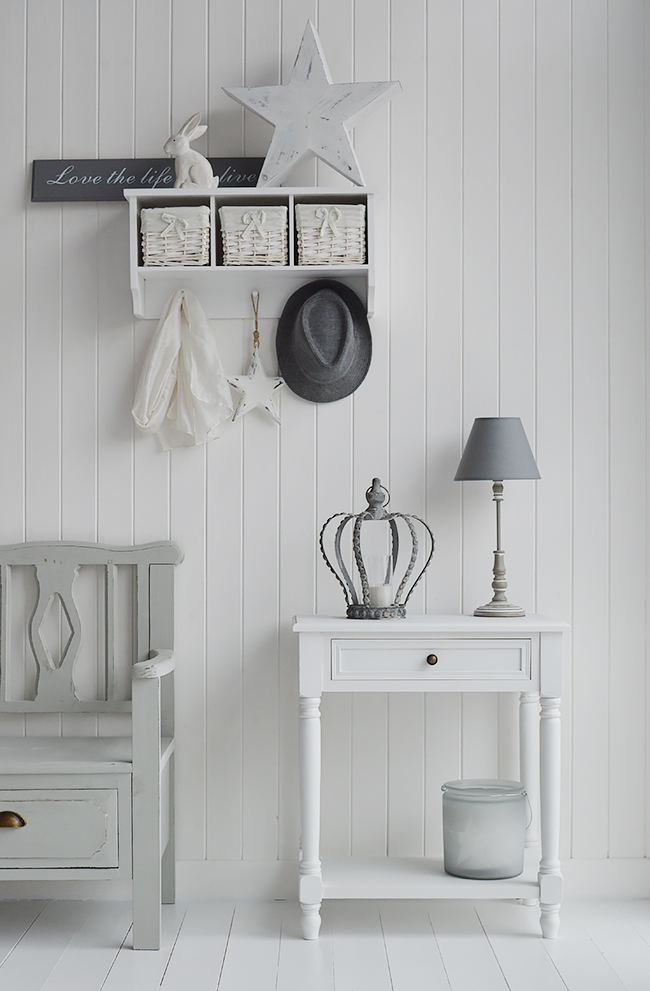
[125,187,374,320]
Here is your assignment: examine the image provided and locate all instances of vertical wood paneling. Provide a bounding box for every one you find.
[205,0,245,861]
[276,0,319,867]
[25,0,63,542]
[168,0,210,861]
[61,0,99,545]
[571,0,610,859]
[0,0,26,549]
[277,390,316,861]
[0,0,26,742]
[386,0,428,858]
[460,0,500,780]
[205,31,246,867]
[236,0,282,864]
[316,0,353,190]
[426,0,463,617]
[353,0,390,492]
[351,693,388,857]
[24,0,64,739]
[645,0,650,862]
[498,0,536,614]
[534,0,573,858]
[133,0,171,547]
[243,0,279,151]
[96,1,136,726]
[424,693,461,857]
[241,414,281,859]
[61,6,101,742]
[423,0,464,856]
[206,363,244,860]
[208,0,243,154]
[351,0,393,860]
[606,0,646,859]
[496,0,537,785]
[96,0,134,548]
[3,0,648,880]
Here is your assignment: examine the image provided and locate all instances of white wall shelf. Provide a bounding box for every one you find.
[124,187,374,320]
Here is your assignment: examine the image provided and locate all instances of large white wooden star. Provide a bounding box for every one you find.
[223,21,401,186]
[228,347,285,424]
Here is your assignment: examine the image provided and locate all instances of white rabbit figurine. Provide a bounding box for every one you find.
[164,113,219,188]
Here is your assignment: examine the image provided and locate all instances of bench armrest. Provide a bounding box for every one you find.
[132,649,175,680]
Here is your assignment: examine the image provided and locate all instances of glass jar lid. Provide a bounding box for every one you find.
[441,779,526,800]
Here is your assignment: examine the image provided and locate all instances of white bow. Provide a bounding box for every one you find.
[242,210,267,236]
[160,212,190,237]
[316,206,341,235]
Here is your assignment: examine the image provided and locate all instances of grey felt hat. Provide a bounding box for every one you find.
[276,280,372,403]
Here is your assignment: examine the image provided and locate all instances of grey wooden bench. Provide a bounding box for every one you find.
[0,541,183,949]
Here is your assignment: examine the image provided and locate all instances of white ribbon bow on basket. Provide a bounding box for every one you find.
[242,210,267,237]
[316,206,342,235]
[160,212,190,238]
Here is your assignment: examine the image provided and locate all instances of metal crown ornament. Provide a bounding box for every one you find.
[319,478,434,619]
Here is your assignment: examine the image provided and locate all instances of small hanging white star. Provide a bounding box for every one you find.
[223,21,401,187]
[227,292,285,424]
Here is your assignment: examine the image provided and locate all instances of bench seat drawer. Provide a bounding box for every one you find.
[331,638,531,684]
[0,789,118,868]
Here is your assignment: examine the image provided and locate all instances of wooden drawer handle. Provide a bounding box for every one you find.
[426,654,438,666]
[0,811,26,828]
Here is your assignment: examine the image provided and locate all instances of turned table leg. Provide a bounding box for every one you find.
[539,695,562,938]
[518,692,540,906]
[519,692,540,848]
[299,695,322,939]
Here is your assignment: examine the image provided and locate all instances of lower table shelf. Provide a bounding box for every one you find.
[320,848,541,900]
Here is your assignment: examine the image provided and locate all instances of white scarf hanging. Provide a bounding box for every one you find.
[132,289,233,450]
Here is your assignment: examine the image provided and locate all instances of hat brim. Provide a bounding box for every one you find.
[276,280,372,403]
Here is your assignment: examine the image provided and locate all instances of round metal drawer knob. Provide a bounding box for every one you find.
[0,811,26,828]
[426,654,438,666]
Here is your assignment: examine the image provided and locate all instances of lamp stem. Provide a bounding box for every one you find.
[474,480,525,617]
[494,479,503,552]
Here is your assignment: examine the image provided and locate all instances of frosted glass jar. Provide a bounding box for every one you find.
[441,779,527,880]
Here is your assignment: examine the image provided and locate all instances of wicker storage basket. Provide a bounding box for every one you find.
[296,203,366,265]
[140,206,210,267]
[219,206,288,266]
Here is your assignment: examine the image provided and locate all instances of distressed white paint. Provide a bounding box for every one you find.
[224,21,401,186]
[0,0,648,894]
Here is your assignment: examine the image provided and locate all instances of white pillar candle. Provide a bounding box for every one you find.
[369,584,392,607]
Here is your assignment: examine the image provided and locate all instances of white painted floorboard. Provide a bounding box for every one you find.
[0,898,648,990]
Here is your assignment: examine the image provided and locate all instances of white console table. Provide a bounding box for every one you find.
[295,614,567,940]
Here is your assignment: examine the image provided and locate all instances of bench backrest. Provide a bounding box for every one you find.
[0,542,182,713]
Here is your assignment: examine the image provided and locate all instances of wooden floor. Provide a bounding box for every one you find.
[1,898,649,990]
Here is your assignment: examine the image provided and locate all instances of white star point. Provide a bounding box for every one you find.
[227,350,285,424]
[223,21,401,186]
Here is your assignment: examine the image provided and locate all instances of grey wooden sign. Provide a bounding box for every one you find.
[31,158,264,201]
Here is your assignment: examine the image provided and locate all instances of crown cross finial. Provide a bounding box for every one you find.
[365,478,389,518]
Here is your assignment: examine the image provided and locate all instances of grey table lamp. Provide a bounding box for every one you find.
[454,417,540,617]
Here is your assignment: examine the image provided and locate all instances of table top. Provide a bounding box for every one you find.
[293,614,569,635]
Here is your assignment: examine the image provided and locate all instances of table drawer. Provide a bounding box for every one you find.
[0,789,118,868]
[331,639,531,682]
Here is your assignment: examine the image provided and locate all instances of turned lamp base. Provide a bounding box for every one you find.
[474,599,525,618]
[474,522,526,618]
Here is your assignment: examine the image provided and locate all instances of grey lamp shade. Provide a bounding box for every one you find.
[454,417,540,481]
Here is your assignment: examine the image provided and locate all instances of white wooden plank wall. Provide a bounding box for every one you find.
[0,0,647,883]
